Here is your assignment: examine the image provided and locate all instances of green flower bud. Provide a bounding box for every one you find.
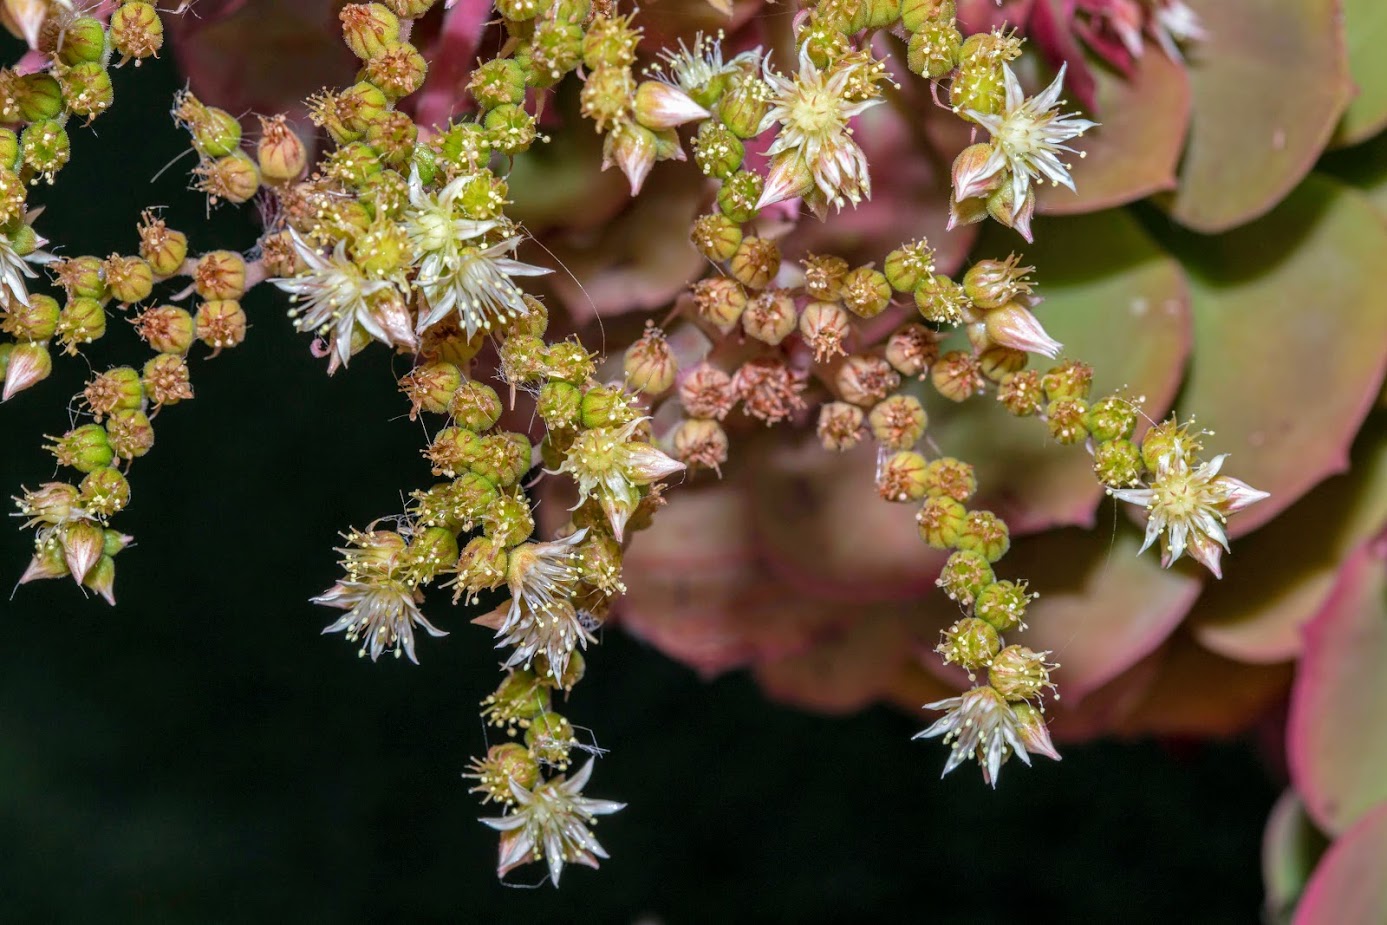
[729,236,780,290]
[997,368,1043,416]
[937,550,995,606]
[916,495,966,549]
[1086,395,1139,443]
[525,712,577,768]
[931,350,984,402]
[692,118,744,180]
[802,253,849,300]
[913,273,970,324]
[103,255,154,304]
[957,509,1010,563]
[195,153,260,205]
[256,115,307,184]
[179,98,242,157]
[719,74,772,139]
[193,250,247,301]
[47,423,113,472]
[448,380,502,430]
[975,579,1032,633]
[1094,438,1143,488]
[0,292,59,340]
[869,394,928,450]
[79,467,131,519]
[20,119,70,178]
[109,2,163,61]
[800,21,851,69]
[907,20,962,79]
[469,59,527,111]
[582,14,640,70]
[426,425,483,477]
[471,433,532,488]
[339,3,400,59]
[483,103,538,155]
[399,361,461,418]
[141,353,193,407]
[138,215,188,277]
[194,299,247,352]
[134,304,195,354]
[363,41,427,99]
[623,324,678,393]
[481,670,550,729]
[690,211,742,263]
[885,323,940,378]
[878,450,930,502]
[83,366,144,419]
[0,128,19,168]
[901,0,956,32]
[106,408,155,460]
[1045,398,1089,445]
[1042,359,1094,401]
[884,239,935,293]
[538,380,583,430]
[989,645,1056,701]
[922,457,976,502]
[56,297,106,352]
[580,384,638,429]
[530,18,584,85]
[384,0,438,14]
[364,110,418,168]
[338,81,390,135]
[840,266,892,319]
[403,525,459,582]
[817,401,865,451]
[862,0,902,29]
[57,17,107,65]
[717,169,763,223]
[451,534,508,601]
[977,345,1027,382]
[496,0,550,20]
[16,74,62,122]
[554,0,590,25]
[691,277,748,334]
[937,617,1001,672]
[481,491,535,547]
[952,61,1006,117]
[540,338,592,383]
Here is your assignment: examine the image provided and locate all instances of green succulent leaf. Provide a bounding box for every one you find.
[1287,541,1387,835]
[934,210,1190,534]
[1334,0,1387,145]
[1262,790,1330,925]
[1168,174,1387,538]
[1171,0,1351,231]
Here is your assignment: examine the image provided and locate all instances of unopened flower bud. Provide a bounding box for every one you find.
[1042,359,1094,401]
[542,338,594,383]
[1,292,58,340]
[196,153,260,205]
[692,119,744,179]
[256,115,307,184]
[1086,395,1138,442]
[914,273,970,325]
[1046,398,1088,445]
[109,2,163,62]
[469,58,527,110]
[799,300,850,362]
[675,364,732,420]
[921,457,974,502]
[869,394,928,450]
[339,3,400,59]
[194,299,247,353]
[0,167,23,224]
[840,266,891,319]
[732,356,805,425]
[1094,438,1143,487]
[634,79,710,130]
[133,305,194,354]
[481,669,549,730]
[56,297,107,352]
[901,0,956,32]
[931,350,983,402]
[134,214,186,278]
[142,353,193,407]
[451,535,508,603]
[537,380,582,430]
[691,277,747,333]
[16,482,79,526]
[802,254,848,300]
[579,65,634,132]
[742,288,797,346]
[938,617,1001,672]
[53,17,103,65]
[937,550,995,605]
[885,324,939,378]
[364,41,427,99]
[975,580,1032,632]
[63,521,105,583]
[836,354,900,406]
[997,368,1043,416]
[718,75,772,139]
[729,236,780,289]
[101,255,152,304]
[83,367,143,420]
[482,492,535,547]
[580,384,639,429]
[525,711,577,767]
[672,418,729,474]
[449,380,502,430]
[78,467,130,519]
[818,401,865,451]
[964,256,1034,310]
[473,433,533,488]
[907,20,962,78]
[957,509,1009,562]
[107,408,154,459]
[47,423,113,472]
[878,450,929,502]
[399,361,461,419]
[884,239,936,293]
[953,57,1009,117]
[690,212,742,262]
[718,169,764,224]
[916,495,966,548]
[624,324,678,393]
[951,143,1000,203]
[174,94,242,156]
[21,119,70,178]
[989,645,1057,701]
[467,742,540,805]
[57,62,113,119]
[2,340,49,399]
[601,120,656,194]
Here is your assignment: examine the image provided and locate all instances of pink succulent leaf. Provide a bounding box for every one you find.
[1292,801,1387,925]
[1287,539,1387,836]
[412,0,493,131]
[1262,791,1330,925]
[1026,0,1099,110]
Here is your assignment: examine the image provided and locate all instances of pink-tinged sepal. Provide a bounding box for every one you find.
[983,303,1063,358]
[602,123,657,196]
[2,341,51,401]
[756,151,814,212]
[62,521,104,584]
[1213,476,1271,514]
[633,80,712,130]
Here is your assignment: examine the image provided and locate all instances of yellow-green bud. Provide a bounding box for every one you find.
[937,617,1001,671]
[525,711,577,767]
[469,59,527,110]
[0,129,19,167]
[580,384,638,429]
[719,74,772,139]
[196,153,260,204]
[138,217,188,277]
[691,277,748,334]
[957,509,1010,562]
[1042,359,1094,401]
[862,0,901,29]
[913,273,970,325]
[483,103,538,155]
[364,110,418,167]
[529,18,584,84]
[922,457,976,502]
[729,236,780,289]
[363,41,427,99]
[58,17,107,65]
[937,550,995,605]
[693,119,744,180]
[56,297,106,352]
[907,21,961,79]
[481,492,535,547]
[817,401,865,451]
[717,169,763,223]
[869,394,928,450]
[103,255,154,304]
[623,324,678,394]
[134,305,195,354]
[384,0,438,14]
[16,74,62,122]
[426,426,483,477]
[471,432,533,488]
[448,380,502,430]
[690,211,742,262]
[1094,438,1143,487]
[578,65,634,132]
[20,120,70,178]
[975,580,1032,632]
[878,450,930,502]
[107,408,155,459]
[582,15,640,70]
[1,292,59,340]
[1086,395,1139,442]
[884,239,936,292]
[339,3,400,59]
[901,0,956,32]
[482,670,550,730]
[1045,398,1089,445]
[194,299,247,352]
[496,0,550,20]
[78,467,130,519]
[997,368,1044,416]
[978,345,1027,382]
[885,323,939,378]
[916,495,966,548]
[83,366,144,419]
[399,361,461,418]
[48,423,113,472]
[109,2,163,62]
[179,99,242,157]
[989,645,1055,701]
[256,115,307,184]
[543,338,594,382]
[841,266,892,319]
[931,350,984,402]
[142,353,193,407]
[538,380,583,429]
[741,288,797,346]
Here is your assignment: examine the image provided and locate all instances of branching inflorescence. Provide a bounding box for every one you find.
[2,0,1267,887]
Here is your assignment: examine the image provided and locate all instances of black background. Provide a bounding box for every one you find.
[0,51,1276,923]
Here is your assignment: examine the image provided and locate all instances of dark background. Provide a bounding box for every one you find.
[0,52,1277,923]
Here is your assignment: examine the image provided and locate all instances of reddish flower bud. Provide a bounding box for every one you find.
[817,401,865,451]
[672,419,729,474]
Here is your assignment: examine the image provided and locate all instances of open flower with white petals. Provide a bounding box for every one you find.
[407,167,550,338]
[756,47,883,214]
[649,32,761,102]
[481,758,625,886]
[315,576,447,663]
[556,419,685,540]
[963,63,1098,220]
[915,685,1035,787]
[1111,451,1269,578]
[0,231,38,306]
[270,231,416,369]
